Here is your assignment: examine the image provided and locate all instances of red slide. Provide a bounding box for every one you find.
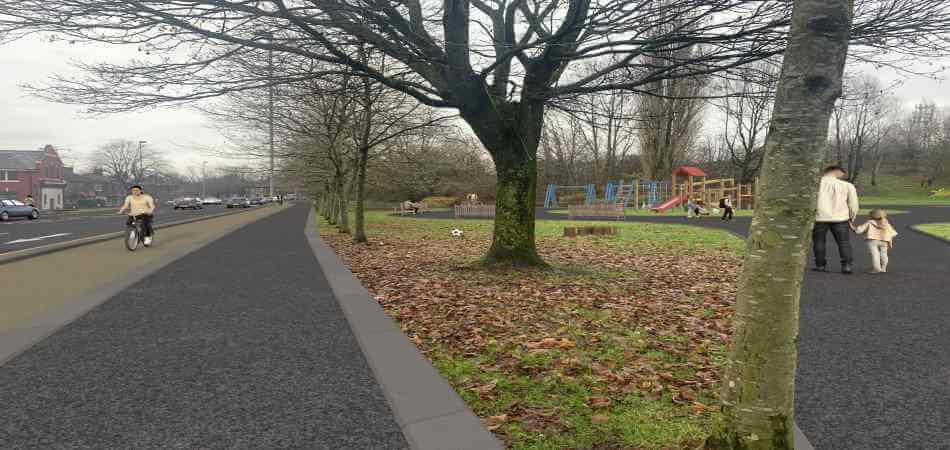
[650,195,686,213]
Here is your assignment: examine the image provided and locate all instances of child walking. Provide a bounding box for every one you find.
[851,208,898,274]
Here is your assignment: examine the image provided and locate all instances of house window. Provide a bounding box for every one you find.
[94,184,103,192]
[0,170,8,181]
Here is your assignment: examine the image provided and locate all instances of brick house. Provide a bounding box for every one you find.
[0,145,68,210]
[64,167,126,206]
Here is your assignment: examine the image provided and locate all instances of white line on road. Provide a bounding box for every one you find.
[5,233,72,245]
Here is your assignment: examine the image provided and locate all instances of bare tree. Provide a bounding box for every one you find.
[91,139,169,187]
[829,75,897,185]
[4,0,950,265]
[715,61,779,183]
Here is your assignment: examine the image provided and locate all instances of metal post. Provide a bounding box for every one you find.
[138,140,147,184]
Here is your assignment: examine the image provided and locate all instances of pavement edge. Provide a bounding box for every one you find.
[0,205,276,266]
[303,207,504,450]
[0,205,289,366]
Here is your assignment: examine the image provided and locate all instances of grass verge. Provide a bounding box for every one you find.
[320,211,744,449]
[913,223,950,241]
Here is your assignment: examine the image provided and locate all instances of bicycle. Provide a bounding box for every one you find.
[125,214,153,251]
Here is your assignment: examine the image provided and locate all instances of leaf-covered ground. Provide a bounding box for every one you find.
[320,212,746,449]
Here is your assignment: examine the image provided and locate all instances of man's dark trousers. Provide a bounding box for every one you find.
[813,221,852,268]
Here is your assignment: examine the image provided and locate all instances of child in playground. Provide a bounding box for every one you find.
[719,196,734,221]
[850,208,898,274]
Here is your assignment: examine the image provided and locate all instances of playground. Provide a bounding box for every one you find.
[539,166,757,220]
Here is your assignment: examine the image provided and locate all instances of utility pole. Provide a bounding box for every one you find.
[138,140,147,184]
[267,34,275,198]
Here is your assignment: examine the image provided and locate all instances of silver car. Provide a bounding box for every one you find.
[0,199,40,221]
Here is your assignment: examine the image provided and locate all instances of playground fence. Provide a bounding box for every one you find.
[455,204,495,218]
[567,204,625,220]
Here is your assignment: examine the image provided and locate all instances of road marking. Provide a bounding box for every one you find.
[5,233,72,245]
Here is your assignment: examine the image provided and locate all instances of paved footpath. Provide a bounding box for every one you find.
[0,205,409,449]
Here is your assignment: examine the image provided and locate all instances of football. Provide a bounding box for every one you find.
[451,228,463,237]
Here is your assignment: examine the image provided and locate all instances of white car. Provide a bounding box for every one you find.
[202,197,223,205]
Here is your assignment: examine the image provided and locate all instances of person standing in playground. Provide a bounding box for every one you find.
[719,196,734,221]
[813,165,859,274]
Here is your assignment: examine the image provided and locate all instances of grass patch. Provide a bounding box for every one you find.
[318,210,743,449]
[914,223,950,240]
[857,174,950,205]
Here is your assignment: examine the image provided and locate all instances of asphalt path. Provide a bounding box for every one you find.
[0,204,262,254]
[0,204,409,449]
[420,205,950,449]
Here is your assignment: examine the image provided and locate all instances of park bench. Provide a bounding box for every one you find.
[567,203,625,220]
[455,204,495,218]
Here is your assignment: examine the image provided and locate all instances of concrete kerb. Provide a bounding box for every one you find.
[0,205,278,266]
[0,204,289,366]
[304,208,504,450]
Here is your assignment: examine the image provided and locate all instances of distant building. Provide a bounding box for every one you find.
[64,167,125,206]
[0,145,67,210]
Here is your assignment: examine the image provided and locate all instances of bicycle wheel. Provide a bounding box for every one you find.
[125,228,139,251]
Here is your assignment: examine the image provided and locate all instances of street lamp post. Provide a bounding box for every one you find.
[257,31,276,198]
[138,140,147,184]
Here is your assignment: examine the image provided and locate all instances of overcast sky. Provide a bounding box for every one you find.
[0,37,237,173]
[2,36,950,174]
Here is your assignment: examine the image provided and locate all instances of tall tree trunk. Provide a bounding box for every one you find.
[484,136,542,266]
[871,152,883,186]
[354,146,370,243]
[336,176,350,233]
[327,182,339,225]
[716,0,853,448]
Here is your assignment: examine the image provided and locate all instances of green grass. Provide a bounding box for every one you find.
[431,317,723,450]
[857,174,950,205]
[319,209,743,449]
[914,223,950,240]
[351,210,747,256]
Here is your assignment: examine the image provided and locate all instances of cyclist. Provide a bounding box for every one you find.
[117,185,156,246]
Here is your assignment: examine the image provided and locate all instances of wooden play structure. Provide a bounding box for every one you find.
[659,166,757,212]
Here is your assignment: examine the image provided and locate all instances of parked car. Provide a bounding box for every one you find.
[202,196,223,205]
[249,197,265,205]
[166,199,175,206]
[226,197,251,208]
[0,199,40,221]
[173,197,203,210]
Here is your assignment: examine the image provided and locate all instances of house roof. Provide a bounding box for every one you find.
[672,166,707,178]
[0,150,43,170]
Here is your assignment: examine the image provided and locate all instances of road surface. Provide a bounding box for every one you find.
[0,205,263,254]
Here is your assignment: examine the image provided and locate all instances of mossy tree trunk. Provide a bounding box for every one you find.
[335,174,350,233]
[353,146,370,243]
[717,0,853,448]
[463,97,546,267]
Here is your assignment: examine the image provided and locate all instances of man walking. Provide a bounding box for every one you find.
[813,165,859,274]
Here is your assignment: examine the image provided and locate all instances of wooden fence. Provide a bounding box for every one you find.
[567,204,625,220]
[454,204,495,218]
